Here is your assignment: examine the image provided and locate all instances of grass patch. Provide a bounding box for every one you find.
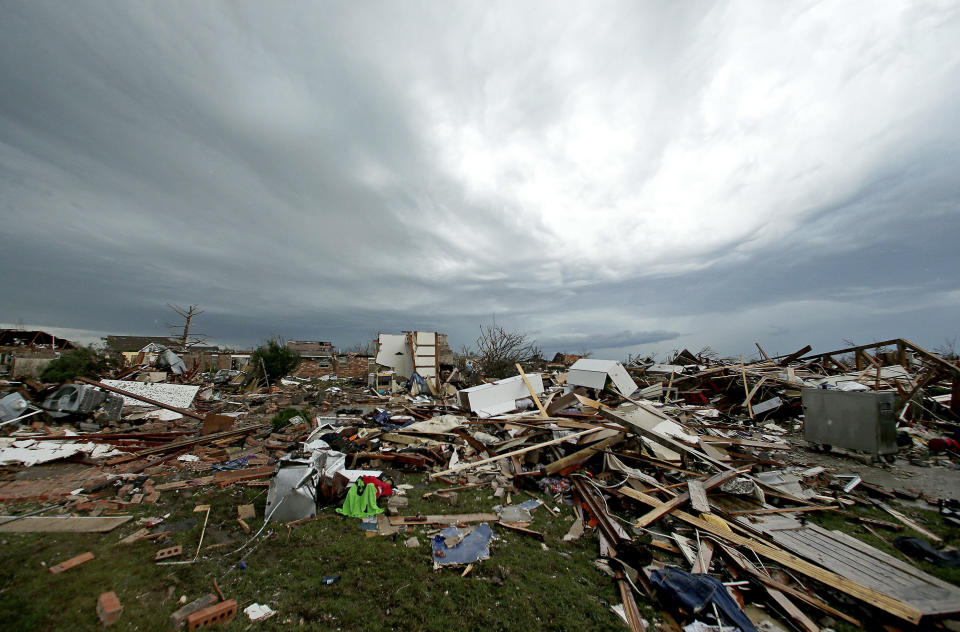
[0,476,634,630]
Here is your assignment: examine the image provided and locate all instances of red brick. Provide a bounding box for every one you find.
[186,599,237,630]
[49,551,94,574]
[97,591,123,625]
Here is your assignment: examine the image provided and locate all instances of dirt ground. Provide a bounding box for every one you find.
[783,440,960,501]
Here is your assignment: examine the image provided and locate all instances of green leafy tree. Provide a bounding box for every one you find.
[40,346,113,382]
[252,337,301,381]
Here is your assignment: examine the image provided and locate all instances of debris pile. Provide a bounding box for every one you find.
[1,333,959,630]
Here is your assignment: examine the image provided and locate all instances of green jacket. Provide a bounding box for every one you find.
[336,479,384,518]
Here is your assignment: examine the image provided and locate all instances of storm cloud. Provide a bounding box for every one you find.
[1,1,958,359]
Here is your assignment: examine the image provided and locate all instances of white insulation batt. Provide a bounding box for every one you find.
[100,380,200,408]
[0,438,124,466]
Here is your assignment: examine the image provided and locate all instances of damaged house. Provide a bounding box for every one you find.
[0,329,76,378]
[374,331,454,394]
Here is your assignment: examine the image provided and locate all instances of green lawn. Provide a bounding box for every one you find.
[3,472,958,631]
[0,475,633,631]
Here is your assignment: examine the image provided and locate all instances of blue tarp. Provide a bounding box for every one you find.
[650,567,756,632]
[431,523,493,566]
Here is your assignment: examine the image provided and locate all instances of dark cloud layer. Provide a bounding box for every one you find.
[1,1,958,360]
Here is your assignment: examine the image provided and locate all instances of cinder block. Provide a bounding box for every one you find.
[186,599,237,630]
[154,545,183,561]
[50,551,94,574]
[97,591,123,626]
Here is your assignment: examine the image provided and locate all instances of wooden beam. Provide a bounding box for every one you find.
[429,428,596,478]
[616,486,925,624]
[739,356,754,418]
[726,505,839,516]
[874,501,942,542]
[616,571,647,632]
[515,363,549,418]
[778,344,813,366]
[717,542,860,627]
[541,433,624,475]
[741,376,768,410]
[634,468,746,527]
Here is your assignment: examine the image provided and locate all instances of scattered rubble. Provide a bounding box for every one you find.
[1,333,959,630]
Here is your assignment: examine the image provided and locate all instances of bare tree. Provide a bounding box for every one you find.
[934,337,959,361]
[696,346,719,363]
[475,324,541,379]
[167,304,207,349]
[345,339,376,355]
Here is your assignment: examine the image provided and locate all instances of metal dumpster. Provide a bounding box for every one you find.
[801,388,898,457]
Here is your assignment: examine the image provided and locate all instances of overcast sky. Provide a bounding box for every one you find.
[2,1,958,360]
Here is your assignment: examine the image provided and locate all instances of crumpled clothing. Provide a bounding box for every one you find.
[213,455,253,471]
[362,476,393,497]
[929,437,960,453]
[336,479,383,518]
[650,567,756,632]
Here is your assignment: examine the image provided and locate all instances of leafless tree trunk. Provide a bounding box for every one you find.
[167,304,206,349]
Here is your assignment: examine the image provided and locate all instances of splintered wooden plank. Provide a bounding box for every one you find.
[720,544,820,632]
[615,485,929,624]
[0,516,133,533]
[719,542,859,627]
[541,433,624,475]
[515,363,549,418]
[634,468,744,527]
[690,539,714,574]
[430,428,596,478]
[875,502,942,542]
[49,552,95,573]
[686,480,710,513]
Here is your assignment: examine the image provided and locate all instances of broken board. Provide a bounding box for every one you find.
[749,514,960,619]
[0,515,133,533]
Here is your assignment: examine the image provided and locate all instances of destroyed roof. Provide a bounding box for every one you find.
[103,335,220,354]
[550,353,583,365]
[104,335,181,352]
[0,329,76,350]
[285,341,335,356]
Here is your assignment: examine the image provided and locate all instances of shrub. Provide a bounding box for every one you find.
[271,407,305,433]
[39,346,113,382]
[252,337,301,381]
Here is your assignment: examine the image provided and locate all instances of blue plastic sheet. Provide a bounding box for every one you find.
[650,567,756,632]
[431,523,493,566]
